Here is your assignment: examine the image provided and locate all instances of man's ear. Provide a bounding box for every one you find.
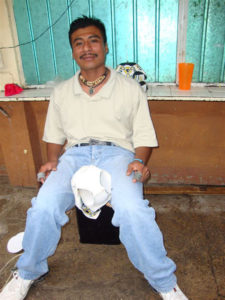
[105,43,109,54]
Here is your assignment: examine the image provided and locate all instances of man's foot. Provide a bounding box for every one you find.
[0,270,34,300]
[159,284,188,300]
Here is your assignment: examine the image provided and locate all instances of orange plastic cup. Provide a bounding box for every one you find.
[178,63,194,90]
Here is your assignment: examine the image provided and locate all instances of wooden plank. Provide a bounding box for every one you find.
[0,144,7,176]
[144,184,225,195]
[149,101,225,186]
[0,102,38,187]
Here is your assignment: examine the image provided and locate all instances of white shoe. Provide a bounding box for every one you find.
[7,232,24,253]
[0,270,34,300]
[159,284,188,300]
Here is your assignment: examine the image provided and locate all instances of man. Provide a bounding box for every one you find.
[0,16,188,300]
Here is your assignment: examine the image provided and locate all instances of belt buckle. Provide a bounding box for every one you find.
[89,139,99,145]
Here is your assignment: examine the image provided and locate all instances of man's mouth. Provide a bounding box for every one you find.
[80,53,97,60]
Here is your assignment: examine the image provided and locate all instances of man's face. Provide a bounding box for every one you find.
[71,26,108,72]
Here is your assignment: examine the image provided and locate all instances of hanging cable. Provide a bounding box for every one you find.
[0,0,76,50]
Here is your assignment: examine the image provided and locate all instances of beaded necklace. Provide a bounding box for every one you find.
[79,68,108,94]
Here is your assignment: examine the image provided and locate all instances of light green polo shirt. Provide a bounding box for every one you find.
[43,68,158,152]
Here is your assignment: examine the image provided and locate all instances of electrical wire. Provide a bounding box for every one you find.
[0,253,22,275]
[0,0,76,50]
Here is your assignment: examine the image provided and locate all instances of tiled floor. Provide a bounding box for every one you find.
[0,176,225,300]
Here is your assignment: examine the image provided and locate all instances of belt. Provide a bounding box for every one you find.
[74,139,116,147]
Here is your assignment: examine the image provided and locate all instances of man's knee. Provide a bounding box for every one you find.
[27,199,69,227]
[113,197,150,217]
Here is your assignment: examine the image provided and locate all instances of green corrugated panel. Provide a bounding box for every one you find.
[186,0,225,83]
[186,0,205,82]
[27,0,56,84]
[48,0,74,80]
[159,0,178,82]
[138,0,156,82]
[114,0,134,64]
[13,1,39,84]
[204,0,225,82]
[13,0,179,85]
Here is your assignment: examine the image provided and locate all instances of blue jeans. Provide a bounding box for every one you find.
[17,145,176,293]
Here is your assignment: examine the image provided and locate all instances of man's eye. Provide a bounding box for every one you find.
[75,42,82,47]
[90,39,99,43]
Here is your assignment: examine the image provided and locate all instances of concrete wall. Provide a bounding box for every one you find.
[0,0,24,91]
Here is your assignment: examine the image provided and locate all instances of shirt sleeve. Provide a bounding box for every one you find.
[132,87,158,148]
[42,88,67,145]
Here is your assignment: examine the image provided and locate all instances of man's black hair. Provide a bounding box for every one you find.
[69,15,107,47]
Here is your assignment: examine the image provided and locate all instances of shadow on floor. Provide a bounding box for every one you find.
[0,176,224,300]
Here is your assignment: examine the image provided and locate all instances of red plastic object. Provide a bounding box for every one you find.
[4,84,23,96]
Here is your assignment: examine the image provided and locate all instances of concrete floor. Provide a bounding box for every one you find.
[0,176,224,300]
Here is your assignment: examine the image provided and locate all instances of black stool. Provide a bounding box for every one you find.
[75,205,120,245]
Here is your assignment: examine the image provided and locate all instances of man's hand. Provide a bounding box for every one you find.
[37,143,64,184]
[126,161,151,183]
[37,161,58,184]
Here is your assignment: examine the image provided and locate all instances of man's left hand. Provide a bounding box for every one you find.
[126,161,151,183]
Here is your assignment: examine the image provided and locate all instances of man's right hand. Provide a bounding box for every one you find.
[37,160,58,184]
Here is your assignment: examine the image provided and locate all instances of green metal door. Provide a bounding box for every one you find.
[13,0,225,85]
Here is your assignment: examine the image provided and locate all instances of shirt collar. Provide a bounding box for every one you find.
[73,67,116,100]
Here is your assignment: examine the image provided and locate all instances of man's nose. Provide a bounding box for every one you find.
[83,40,91,51]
